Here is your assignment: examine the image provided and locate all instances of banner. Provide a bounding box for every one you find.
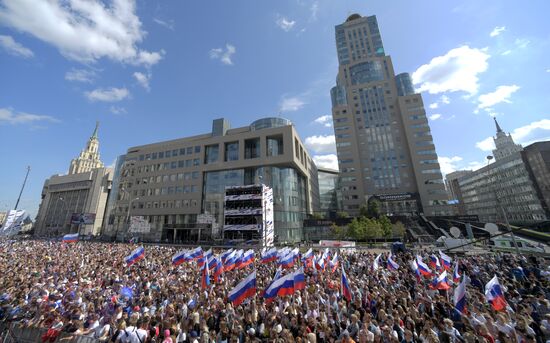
[1,210,26,236]
[129,216,151,233]
[70,213,96,225]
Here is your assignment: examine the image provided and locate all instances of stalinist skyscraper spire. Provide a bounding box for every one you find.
[68,121,104,175]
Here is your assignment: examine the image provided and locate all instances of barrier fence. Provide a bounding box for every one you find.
[0,322,99,343]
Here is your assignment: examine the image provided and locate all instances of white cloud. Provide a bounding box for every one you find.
[313,154,338,170]
[438,156,463,176]
[429,103,438,109]
[0,0,163,66]
[476,136,495,152]
[0,34,33,58]
[429,114,442,121]
[279,96,306,112]
[65,68,96,83]
[275,16,296,32]
[304,134,336,154]
[515,38,530,49]
[546,69,550,73]
[476,119,550,152]
[501,50,512,56]
[309,1,319,21]
[109,106,127,115]
[440,95,450,104]
[133,71,150,91]
[489,26,506,37]
[313,115,332,127]
[477,85,520,109]
[0,107,58,124]
[209,44,236,65]
[85,87,129,102]
[412,46,490,95]
[153,18,174,30]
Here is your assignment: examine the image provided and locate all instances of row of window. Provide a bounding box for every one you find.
[140,146,201,161]
[134,171,200,186]
[135,159,201,175]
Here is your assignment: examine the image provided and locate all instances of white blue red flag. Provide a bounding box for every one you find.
[125,246,145,266]
[220,249,234,263]
[279,252,295,269]
[315,253,325,271]
[453,261,461,283]
[453,277,467,315]
[431,270,451,290]
[430,254,441,271]
[201,256,210,289]
[172,249,187,266]
[373,253,381,271]
[439,250,452,271]
[62,233,79,243]
[197,249,212,268]
[329,252,339,273]
[410,259,421,280]
[228,271,256,306]
[213,258,224,282]
[233,249,244,269]
[293,266,306,291]
[341,266,352,302]
[223,250,237,271]
[185,246,203,261]
[239,249,255,269]
[387,253,399,270]
[485,275,507,311]
[261,247,277,263]
[416,255,433,277]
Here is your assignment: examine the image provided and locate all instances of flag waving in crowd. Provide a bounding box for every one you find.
[125,246,145,266]
[439,250,452,270]
[228,271,256,306]
[62,233,79,243]
[341,265,352,302]
[485,275,507,311]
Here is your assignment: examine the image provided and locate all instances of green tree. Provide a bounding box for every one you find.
[366,199,381,219]
[347,218,366,241]
[392,221,407,239]
[364,217,383,239]
[311,212,325,220]
[336,211,349,219]
[379,215,393,237]
[359,204,369,218]
[330,224,347,240]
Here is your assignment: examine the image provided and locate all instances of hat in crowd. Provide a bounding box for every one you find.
[190,331,198,338]
[275,324,283,334]
[247,328,255,335]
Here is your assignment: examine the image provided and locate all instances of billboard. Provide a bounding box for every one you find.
[71,213,96,225]
[129,216,151,233]
[1,210,26,236]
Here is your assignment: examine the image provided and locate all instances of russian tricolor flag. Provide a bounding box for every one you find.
[329,253,339,273]
[62,233,79,243]
[172,249,187,266]
[453,261,461,283]
[239,249,255,269]
[220,249,234,263]
[439,250,452,271]
[186,246,203,261]
[197,249,212,268]
[387,253,399,270]
[301,248,314,267]
[214,258,224,282]
[341,266,352,302]
[410,260,421,280]
[223,250,237,271]
[279,252,295,269]
[261,247,278,263]
[201,256,210,290]
[315,253,325,271]
[485,275,507,311]
[431,270,451,290]
[125,246,145,266]
[430,254,441,271]
[208,255,218,270]
[293,267,306,291]
[228,271,256,307]
[453,277,467,315]
[416,256,433,277]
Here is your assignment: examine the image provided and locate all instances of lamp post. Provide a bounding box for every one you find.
[486,155,520,255]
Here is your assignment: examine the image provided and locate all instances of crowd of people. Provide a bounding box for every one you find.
[0,239,549,343]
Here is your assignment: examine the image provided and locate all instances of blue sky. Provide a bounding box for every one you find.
[1,0,549,218]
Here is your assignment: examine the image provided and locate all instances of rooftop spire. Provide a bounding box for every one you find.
[91,121,99,139]
[494,117,503,134]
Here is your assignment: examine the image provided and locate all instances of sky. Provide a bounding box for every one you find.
[1,0,549,218]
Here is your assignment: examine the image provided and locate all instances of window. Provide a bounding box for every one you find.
[178,160,184,168]
[193,159,200,166]
[192,171,199,179]
[185,160,192,167]
[409,114,426,120]
[187,147,193,154]
[245,138,260,159]
[152,152,157,159]
[418,150,436,155]
[158,151,164,158]
[416,140,434,146]
[165,150,171,158]
[224,141,239,161]
[171,161,177,169]
[195,146,201,153]
[172,149,178,156]
[267,135,284,156]
[204,144,219,164]
[420,159,438,165]
[179,148,186,155]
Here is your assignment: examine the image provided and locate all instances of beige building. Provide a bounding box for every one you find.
[106,118,319,243]
[34,124,112,236]
[330,13,450,216]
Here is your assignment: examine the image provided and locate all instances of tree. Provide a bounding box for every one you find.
[366,199,381,219]
[347,218,365,241]
[336,211,349,219]
[359,204,369,218]
[364,217,383,239]
[330,224,347,240]
[379,215,392,237]
[311,212,325,220]
[392,221,407,239]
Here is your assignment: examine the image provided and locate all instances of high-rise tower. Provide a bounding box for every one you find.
[68,121,104,175]
[492,117,522,161]
[330,14,449,216]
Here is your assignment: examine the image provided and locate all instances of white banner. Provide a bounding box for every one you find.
[1,210,26,236]
[129,216,151,233]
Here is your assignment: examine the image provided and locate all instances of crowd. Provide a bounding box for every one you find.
[0,239,549,343]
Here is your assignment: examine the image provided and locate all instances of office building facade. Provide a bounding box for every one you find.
[330,13,449,216]
[458,119,548,223]
[317,168,342,215]
[107,118,319,243]
[34,124,112,236]
[522,141,550,218]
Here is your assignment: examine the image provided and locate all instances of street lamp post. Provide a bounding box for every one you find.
[486,155,520,255]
